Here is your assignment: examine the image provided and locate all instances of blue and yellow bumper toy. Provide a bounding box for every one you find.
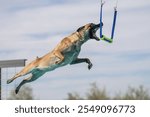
[99,0,118,43]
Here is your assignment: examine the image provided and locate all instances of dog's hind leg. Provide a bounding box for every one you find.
[70,58,93,70]
[7,69,32,84]
[15,70,45,94]
[7,59,39,84]
[7,72,23,84]
[15,75,32,94]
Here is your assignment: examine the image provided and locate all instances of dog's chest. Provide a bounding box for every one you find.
[43,40,82,71]
[62,41,81,64]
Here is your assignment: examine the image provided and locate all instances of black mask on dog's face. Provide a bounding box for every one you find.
[77,23,102,41]
[89,23,102,41]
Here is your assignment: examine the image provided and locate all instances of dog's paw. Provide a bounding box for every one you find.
[7,79,12,84]
[15,89,19,94]
[88,63,93,70]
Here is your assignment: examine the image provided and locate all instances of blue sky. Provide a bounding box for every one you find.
[1,0,150,99]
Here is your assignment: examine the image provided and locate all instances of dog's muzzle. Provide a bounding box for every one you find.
[89,23,103,41]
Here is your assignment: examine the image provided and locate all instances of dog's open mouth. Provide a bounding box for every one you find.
[90,23,101,41]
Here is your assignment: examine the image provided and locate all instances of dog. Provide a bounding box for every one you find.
[7,23,102,94]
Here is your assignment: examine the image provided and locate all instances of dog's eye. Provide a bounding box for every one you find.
[77,26,85,32]
[90,23,94,27]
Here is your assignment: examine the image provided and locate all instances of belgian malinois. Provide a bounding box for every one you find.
[7,23,102,94]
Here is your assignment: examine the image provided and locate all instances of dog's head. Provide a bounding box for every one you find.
[77,23,102,41]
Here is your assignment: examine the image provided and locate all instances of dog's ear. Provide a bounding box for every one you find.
[77,26,85,32]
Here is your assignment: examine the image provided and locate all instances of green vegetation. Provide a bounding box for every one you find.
[7,86,34,100]
[6,83,150,100]
[67,83,150,100]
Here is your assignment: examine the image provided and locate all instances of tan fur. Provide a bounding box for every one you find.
[7,23,99,94]
[8,31,83,83]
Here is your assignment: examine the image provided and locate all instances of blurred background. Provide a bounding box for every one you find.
[0,0,150,100]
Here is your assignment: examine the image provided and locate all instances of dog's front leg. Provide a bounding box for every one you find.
[70,58,93,70]
[54,51,64,64]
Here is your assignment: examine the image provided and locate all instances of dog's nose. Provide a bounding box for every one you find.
[96,23,103,27]
[94,23,100,28]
